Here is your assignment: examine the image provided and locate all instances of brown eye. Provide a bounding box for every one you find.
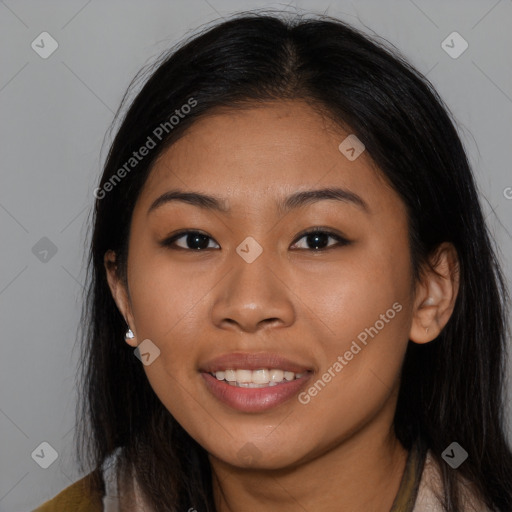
[161,231,220,251]
[290,228,351,251]
[160,228,350,252]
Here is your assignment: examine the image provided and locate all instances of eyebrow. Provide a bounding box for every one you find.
[147,187,369,216]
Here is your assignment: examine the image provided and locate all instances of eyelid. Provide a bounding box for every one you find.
[160,227,351,251]
[290,226,349,244]
[160,229,219,250]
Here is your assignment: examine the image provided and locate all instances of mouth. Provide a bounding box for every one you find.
[201,371,313,412]
[207,368,308,388]
[199,352,314,412]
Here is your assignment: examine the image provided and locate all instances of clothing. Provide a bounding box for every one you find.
[410,449,491,512]
[32,442,491,511]
[31,471,103,511]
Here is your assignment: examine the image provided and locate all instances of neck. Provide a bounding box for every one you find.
[210,413,408,512]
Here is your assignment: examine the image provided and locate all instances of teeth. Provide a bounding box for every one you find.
[252,369,270,384]
[235,369,253,383]
[269,369,284,382]
[224,369,236,382]
[212,368,307,386]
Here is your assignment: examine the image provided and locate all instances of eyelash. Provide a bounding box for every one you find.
[159,227,351,252]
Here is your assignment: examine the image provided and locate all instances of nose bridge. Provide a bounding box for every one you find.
[233,236,276,294]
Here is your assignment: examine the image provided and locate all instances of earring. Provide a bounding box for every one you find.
[125,328,135,342]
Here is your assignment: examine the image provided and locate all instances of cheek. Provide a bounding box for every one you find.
[312,240,411,341]
[127,245,213,340]
[125,248,206,421]
[304,237,412,395]
[298,279,410,438]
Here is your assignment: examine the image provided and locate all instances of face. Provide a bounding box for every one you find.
[107,100,421,470]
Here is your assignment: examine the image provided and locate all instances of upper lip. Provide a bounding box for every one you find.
[199,352,313,373]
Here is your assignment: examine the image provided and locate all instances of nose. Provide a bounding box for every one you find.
[210,250,296,334]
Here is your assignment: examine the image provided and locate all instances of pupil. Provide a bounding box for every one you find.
[308,233,328,250]
[185,232,329,250]
[188,233,209,250]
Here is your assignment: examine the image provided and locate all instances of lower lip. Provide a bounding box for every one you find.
[201,372,312,413]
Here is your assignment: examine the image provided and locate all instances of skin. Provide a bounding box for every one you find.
[105,99,459,512]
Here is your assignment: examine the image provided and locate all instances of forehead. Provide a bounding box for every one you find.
[136,100,399,217]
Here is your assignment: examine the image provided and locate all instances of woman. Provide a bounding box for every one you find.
[34,11,512,512]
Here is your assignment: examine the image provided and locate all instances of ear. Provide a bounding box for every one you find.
[409,242,460,344]
[104,250,138,347]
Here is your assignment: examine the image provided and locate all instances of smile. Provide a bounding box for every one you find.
[201,370,312,412]
[210,368,306,387]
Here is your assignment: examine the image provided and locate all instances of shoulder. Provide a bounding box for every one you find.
[413,450,492,512]
[32,471,103,512]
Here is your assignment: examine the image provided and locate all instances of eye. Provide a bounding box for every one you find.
[290,228,350,251]
[161,230,220,251]
[160,228,350,252]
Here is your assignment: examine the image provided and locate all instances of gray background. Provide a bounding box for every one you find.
[1,0,511,510]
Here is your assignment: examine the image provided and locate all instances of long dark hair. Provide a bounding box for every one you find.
[75,11,512,511]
